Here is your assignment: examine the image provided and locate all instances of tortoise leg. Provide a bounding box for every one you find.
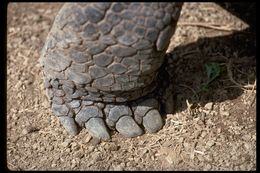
[104,104,144,138]
[103,98,163,137]
[131,98,163,133]
[44,78,110,140]
[73,102,111,140]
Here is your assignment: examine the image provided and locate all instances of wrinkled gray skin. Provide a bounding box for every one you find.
[40,2,183,140]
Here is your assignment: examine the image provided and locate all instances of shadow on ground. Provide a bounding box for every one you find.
[163,2,256,116]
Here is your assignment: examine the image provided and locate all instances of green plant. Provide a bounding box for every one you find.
[200,62,223,91]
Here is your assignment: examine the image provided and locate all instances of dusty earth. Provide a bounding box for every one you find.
[6,3,256,171]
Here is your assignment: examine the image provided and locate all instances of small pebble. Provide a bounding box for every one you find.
[22,129,29,135]
[220,110,230,116]
[113,165,123,171]
[206,140,215,148]
[204,102,213,110]
[204,164,212,171]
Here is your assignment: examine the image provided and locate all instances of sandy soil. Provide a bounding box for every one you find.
[6,3,256,171]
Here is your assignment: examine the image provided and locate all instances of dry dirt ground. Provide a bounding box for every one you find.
[6,3,256,171]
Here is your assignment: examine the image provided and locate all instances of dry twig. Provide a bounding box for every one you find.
[178,84,199,100]
[226,59,256,90]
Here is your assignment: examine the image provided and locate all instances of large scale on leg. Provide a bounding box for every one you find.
[39,2,183,140]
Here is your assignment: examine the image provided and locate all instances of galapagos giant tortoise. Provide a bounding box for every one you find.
[39,2,183,140]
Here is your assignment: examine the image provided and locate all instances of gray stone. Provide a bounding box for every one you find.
[69,100,81,108]
[84,6,104,23]
[59,116,79,136]
[93,74,114,88]
[156,25,174,51]
[110,45,137,57]
[52,103,69,116]
[142,109,163,133]
[118,33,138,46]
[93,53,113,67]
[108,63,127,74]
[85,118,110,140]
[75,106,102,127]
[115,116,143,138]
[108,105,131,122]
[69,49,91,63]
[89,65,107,79]
[44,51,71,72]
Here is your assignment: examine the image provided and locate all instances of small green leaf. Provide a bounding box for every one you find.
[205,63,221,82]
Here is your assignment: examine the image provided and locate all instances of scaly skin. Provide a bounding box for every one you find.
[39,3,183,140]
